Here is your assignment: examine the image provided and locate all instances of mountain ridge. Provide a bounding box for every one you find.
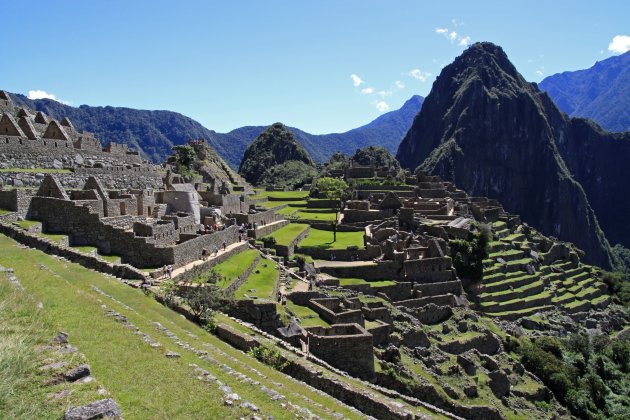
[7,92,423,168]
[539,50,630,132]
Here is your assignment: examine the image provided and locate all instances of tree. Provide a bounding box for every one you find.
[172,145,196,169]
[181,284,230,323]
[312,177,349,241]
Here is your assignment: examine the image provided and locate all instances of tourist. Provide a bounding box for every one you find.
[222,241,227,251]
[202,248,208,261]
[212,245,219,256]
[253,222,257,230]
[167,265,173,279]
[162,265,168,279]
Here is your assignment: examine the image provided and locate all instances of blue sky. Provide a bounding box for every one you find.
[2,1,629,133]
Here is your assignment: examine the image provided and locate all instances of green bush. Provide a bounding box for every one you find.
[248,344,289,371]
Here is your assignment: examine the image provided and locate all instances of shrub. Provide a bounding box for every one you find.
[248,344,289,371]
[261,236,277,247]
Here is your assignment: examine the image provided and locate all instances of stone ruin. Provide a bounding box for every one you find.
[0,90,163,189]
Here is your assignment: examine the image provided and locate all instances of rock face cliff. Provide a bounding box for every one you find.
[238,122,315,185]
[396,42,628,269]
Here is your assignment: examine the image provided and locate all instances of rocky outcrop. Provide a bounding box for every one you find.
[396,42,626,269]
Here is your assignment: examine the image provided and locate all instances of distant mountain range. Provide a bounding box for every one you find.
[8,93,423,168]
[397,42,630,270]
[540,50,630,132]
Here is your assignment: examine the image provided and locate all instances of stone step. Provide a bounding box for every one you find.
[480,291,552,313]
[482,273,539,294]
[487,305,555,321]
[479,280,545,303]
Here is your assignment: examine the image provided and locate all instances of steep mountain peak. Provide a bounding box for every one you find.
[396,42,620,269]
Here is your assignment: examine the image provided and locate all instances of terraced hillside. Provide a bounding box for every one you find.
[0,233,448,419]
[477,221,611,320]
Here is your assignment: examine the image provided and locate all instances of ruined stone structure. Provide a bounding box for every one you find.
[0,91,162,189]
[302,324,375,380]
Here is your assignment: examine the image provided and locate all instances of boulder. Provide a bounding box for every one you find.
[63,364,91,382]
[64,399,121,420]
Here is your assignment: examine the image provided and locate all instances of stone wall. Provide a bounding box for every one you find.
[215,325,257,351]
[303,324,374,380]
[0,170,162,190]
[248,220,289,239]
[226,300,282,332]
[0,188,33,212]
[414,280,462,297]
[231,208,283,226]
[0,221,144,280]
[171,226,239,267]
[342,209,393,224]
[319,260,403,281]
[308,298,364,326]
[403,257,454,282]
[296,244,380,261]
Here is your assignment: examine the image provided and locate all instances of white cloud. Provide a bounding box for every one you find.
[408,69,432,82]
[377,90,392,98]
[350,74,364,87]
[536,70,544,77]
[458,36,471,47]
[28,89,57,100]
[372,100,389,112]
[27,89,71,105]
[608,35,630,54]
[361,87,374,94]
[451,18,464,27]
[436,25,471,47]
[395,80,405,89]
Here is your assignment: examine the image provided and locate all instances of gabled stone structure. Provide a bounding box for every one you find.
[0,113,26,137]
[42,120,70,141]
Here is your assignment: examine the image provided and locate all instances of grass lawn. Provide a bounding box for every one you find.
[284,301,329,327]
[208,249,259,288]
[265,223,309,246]
[71,245,97,254]
[15,219,41,230]
[251,191,309,200]
[233,259,278,300]
[299,228,364,250]
[337,278,396,287]
[0,275,105,419]
[293,210,337,221]
[0,168,72,174]
[258,200,308,209]
[0,233,362,419]
[98,254,122,264]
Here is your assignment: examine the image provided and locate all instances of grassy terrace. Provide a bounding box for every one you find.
[298,228,365,250]
[250,190,309,200]
[285,301,329,327]
[192,249,259,287]
[258,200,308,209]
[293,210,337,221]
[0,168,72,174]
[0,234,364,419]
[264,223,309,246]
[338,278,396,287]
[233,258,278,300]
